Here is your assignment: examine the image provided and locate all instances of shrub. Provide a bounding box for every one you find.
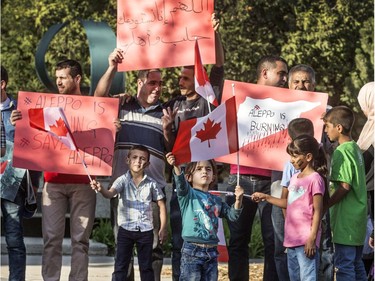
[223,214,264,259]
[91,218,116,255]
[91,216,173,257]
[249,216,264,259]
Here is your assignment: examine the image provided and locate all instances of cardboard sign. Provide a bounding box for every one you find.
[13,92,119,176]
[215,81,329,171]
[117,0,215,71]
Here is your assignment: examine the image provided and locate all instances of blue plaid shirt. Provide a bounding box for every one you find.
[113,170,165,232]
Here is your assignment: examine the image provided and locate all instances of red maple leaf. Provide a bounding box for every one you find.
[195,118,222,147]
[49,118,68,137]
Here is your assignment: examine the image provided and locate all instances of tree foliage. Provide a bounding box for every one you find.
[1,0,373,134]
[1,0,117,93]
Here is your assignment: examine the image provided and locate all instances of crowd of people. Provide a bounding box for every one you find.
[1,12,374,281]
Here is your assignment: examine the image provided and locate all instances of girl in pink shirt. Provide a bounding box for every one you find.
[252,135,328,281]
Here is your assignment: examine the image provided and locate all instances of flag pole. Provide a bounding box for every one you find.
[76,149,93,182]
[209,190,252,199]
[231,83,239,187]
[206,93,212,114]
[75,149,97,193]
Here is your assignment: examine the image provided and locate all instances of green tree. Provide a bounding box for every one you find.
[1,0,117,94]
[215,0,293,83]
[281,1,373,107]
[214,0,373,135]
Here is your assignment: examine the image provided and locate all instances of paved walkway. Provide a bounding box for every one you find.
[1,255,266,280]
[1,255,173,281]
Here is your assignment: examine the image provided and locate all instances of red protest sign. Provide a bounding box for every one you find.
[116,0,215,71]
[215,81,329,171]
[13,92,119,176]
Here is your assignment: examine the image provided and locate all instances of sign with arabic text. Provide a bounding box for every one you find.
[13,92,119,176]
[215,81,328,171]
[117,0,215,71]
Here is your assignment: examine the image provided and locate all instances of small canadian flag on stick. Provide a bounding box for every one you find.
[28,107,78,151]
[28,107,93,182]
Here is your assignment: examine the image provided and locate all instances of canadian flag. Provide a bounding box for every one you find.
[28,107,78,151]
[172,96,238,165]
[195,40,219,107]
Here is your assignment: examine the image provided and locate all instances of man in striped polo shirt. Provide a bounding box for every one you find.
[95,50,173,281]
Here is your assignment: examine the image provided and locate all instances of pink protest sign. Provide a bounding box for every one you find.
[13,92,119,176]
[117,0,215,71]
[215,81,329,171]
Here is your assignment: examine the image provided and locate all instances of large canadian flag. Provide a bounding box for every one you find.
[28,107,78,151]
[195,40,219,107]
[172,96,238,165]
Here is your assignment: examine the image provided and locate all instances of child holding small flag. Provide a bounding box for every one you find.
[91,145,167,281]
[164,13,225,280]
[166,152,244,281]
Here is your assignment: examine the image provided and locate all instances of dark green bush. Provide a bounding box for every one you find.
[91,218,116,255]
[92,213,264,258]
[248,216,264,259]
[223,214,264,259]
[91,217,173,257]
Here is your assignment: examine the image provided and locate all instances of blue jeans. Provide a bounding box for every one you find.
[272,205,290,281]
[111,198,164,281]
[1,190,26,281]
[287,246,320,281]
[113,227,154,281]
[334,243,367,281]
[180,241,219,281]
[226,174,277,281]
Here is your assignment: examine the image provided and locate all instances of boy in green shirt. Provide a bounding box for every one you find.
[323,106,368,281]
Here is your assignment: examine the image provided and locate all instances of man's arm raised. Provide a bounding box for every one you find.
[212,12,224,68]
[94,48,124,97]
